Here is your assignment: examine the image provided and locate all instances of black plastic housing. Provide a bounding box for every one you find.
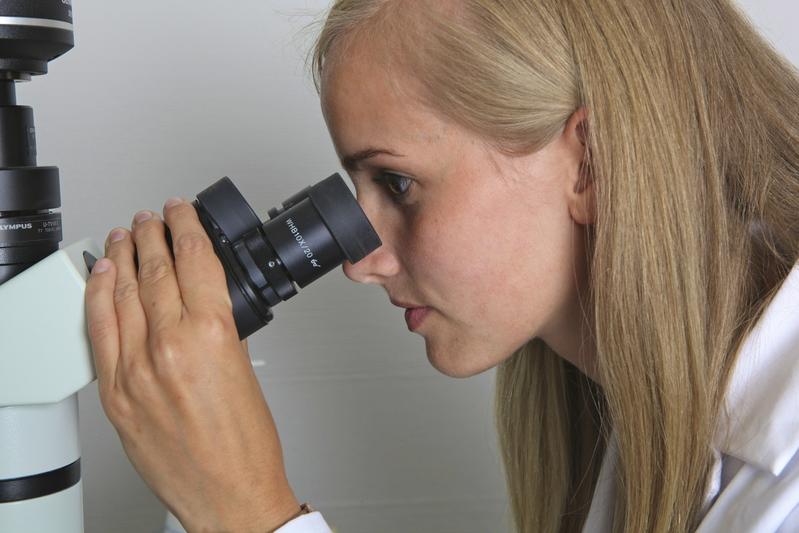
[173,174,382,339]
[0,0,74,285]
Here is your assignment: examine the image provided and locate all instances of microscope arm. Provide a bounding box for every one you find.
[0,238,102,406]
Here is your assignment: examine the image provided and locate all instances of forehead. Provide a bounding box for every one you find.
[320,35,453,154]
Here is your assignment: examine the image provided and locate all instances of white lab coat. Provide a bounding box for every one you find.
[278,263,799,533]
[584,261,799,532]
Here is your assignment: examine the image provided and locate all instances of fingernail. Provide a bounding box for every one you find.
[134,210,153,225]
[164,197,183,209]
[93,258,111,273]
[109,229,126,243]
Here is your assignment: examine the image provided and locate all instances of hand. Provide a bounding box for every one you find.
[85,198,301,533]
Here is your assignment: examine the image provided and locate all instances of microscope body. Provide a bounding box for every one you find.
[0,239,101,533]
[0,4,90,530]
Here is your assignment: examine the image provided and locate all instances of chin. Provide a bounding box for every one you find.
[425,342,497,379]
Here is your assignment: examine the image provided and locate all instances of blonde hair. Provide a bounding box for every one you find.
[310,1,799,531]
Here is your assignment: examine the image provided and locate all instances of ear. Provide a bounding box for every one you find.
[564,107,596,226]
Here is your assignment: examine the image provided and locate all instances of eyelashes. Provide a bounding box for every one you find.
[373,171,414,204]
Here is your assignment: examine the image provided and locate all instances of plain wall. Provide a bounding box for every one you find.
[14,1,797,532]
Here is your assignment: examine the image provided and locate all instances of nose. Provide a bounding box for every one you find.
[341,202,400,285]
[342,243,400,284]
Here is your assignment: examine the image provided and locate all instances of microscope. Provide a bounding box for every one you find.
[0,2,381,531]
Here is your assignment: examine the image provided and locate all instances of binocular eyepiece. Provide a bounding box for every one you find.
[168,174,381,339]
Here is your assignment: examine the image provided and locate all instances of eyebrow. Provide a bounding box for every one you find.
[340,147,405,171]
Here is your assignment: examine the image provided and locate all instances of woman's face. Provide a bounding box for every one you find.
[321,41,594,379]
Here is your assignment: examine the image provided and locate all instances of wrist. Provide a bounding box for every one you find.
[261,492,303,533]
[266,502,315,533]
[183,484,301,533]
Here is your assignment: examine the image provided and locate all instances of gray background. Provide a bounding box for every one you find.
[18,1,796,532]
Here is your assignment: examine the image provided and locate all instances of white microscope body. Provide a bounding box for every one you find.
[0,238,102,533]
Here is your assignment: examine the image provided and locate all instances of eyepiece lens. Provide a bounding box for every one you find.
[186,173,381,339]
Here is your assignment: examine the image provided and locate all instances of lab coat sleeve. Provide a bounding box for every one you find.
[274,511,334,533]
[778,503,799,532]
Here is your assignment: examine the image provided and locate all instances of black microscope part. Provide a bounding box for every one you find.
[172,173,382,340]
[82,251,97,274]
[0,0,74,286]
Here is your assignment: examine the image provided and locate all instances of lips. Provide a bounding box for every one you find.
[404,307,430,331]
[389,297,421,309]
[389,295,430,331]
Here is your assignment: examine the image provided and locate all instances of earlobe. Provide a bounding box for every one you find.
[569,162,596,226]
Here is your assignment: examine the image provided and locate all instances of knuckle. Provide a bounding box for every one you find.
[196,311,235,341]
[152,344,192,385]
[102,390,132,423]
[138,256,172,285]
[150,332,181,363]
[87,317,115,343]
[148,334,199,391]
[218,291,234,313]
[114,279,139,304]
[124,358,155,392]
[174,231,211,256]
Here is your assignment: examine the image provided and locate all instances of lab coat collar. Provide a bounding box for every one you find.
[715,260,799,476]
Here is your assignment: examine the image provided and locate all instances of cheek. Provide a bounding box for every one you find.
[401,195,507,312]
[407,185,574,326]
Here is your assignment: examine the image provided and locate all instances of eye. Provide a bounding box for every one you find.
[373,171,414,204]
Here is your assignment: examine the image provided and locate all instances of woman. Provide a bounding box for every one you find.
[85,1,799,531]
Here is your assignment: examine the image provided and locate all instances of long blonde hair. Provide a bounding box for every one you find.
[310,1,799,531]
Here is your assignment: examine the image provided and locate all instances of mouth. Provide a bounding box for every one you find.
[388,297,431,330]
[389,297,422,309]
[404,306,431,331]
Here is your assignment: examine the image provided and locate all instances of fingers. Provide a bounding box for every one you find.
[85,257,120,394]
[130,210,183,333]
[162,199,232,316]
[104,226,150,368]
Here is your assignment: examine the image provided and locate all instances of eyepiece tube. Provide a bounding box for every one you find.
[168,174,382,339]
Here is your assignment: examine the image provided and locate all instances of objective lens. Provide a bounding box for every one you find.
[0,81,62,285]
[0,0,74,285]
